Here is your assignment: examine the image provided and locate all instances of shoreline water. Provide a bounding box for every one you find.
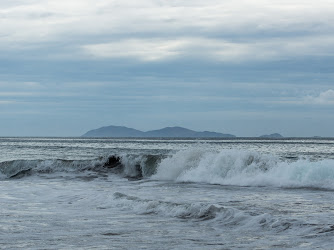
[1,138,334,249]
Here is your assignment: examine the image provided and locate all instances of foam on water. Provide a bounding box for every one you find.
[113,192,224,220]
[111,192,334,238]
[2,138,334,249]
[152,148,334,189]
[2,147,334,190]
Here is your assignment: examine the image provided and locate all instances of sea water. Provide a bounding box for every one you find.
[1,137,334,249]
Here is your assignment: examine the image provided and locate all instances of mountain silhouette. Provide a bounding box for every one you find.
[82,125,235,138]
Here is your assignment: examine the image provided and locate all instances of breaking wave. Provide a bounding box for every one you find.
[152,148,334,190]
[1,148,334,190]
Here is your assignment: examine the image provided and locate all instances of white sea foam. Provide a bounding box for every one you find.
[2,138,334,249]
[152,148,334,189]
[2,147,334,190]
[111,192,323,236]
[113,192,227,220]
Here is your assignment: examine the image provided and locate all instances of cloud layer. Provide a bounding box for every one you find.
[1,0,334,136]
[1,0,334,61]
[305,90,334,105]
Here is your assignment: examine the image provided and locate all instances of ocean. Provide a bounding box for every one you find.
[1,137,334,249]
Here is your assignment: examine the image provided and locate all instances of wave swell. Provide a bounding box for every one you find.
[0,154,163,180]
[2,148,334,190]
[113,192,227,220]
[112,192,334,236]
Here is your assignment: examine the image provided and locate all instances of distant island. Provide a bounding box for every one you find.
[82,125,236,138]
[259,133,284,138]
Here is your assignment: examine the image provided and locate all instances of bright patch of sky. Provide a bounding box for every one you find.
[0,0,333,136]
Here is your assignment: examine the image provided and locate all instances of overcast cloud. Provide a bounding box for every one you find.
[0,0,333,136]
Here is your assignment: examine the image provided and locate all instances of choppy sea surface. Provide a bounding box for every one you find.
[1,137,334,249]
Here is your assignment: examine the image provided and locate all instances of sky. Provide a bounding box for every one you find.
[0,0,334,137]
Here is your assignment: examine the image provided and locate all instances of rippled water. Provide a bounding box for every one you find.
[1,137,334,249]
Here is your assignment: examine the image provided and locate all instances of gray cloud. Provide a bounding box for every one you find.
[1,0,334,62]
[304,89,334,105]
[1,0,334,136]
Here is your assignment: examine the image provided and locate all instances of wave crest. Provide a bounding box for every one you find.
[152,148,334,190]
[0,154,163,180]
[2,148,334,190]
[113,192,225,220]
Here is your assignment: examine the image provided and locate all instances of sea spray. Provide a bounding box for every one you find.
[2,147,334,190]
[152,148,334,189]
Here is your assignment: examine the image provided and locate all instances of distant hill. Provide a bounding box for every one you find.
[259,133,283,138]
[82,125,144,137]
[82,125,235,138]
